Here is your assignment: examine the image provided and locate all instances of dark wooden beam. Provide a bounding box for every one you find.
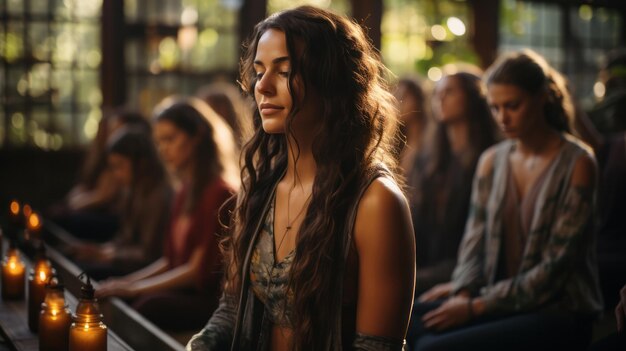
[238,0,267,54]
[351,0,383,50]
[101,0,126,108]
[469,0,499,70]
[621,7,626,46]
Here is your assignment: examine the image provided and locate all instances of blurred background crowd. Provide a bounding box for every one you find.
[0,0,625,348]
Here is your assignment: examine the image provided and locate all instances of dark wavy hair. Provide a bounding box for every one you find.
[485,50,574,133]
[106,126,165,193]
[427,72,500,177]
[81,109,149,190]
[224,5,400,350]
[396,77,426,125]
[152,96,239,213]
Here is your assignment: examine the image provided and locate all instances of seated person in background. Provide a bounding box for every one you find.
[592,131,626,310]
[70,126,172,279]
[574,50,626,310]
[408,50,603,351]
[394,76,430,173]
[96,97,239,332]
[587,48,626,135]
[197,81,253,148]
[406,71,499,295]
[48,110,151,242]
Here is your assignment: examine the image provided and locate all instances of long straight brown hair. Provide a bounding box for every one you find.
[152,96,239,213]
[223,5,401,350]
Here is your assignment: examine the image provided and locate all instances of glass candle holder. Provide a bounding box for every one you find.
[1,245,25,300]
[69,274,107,351]
[39,280,71,351]
[28,247,54,332]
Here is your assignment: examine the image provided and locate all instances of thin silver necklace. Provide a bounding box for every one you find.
[275,187,312,259]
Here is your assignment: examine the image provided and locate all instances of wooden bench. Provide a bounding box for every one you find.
[46,242,185,351]
[0,237,134,350]
[0,222,186,351]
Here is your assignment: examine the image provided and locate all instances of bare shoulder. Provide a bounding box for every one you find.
[570,152,596,188]
[352,176,415,338]
[359,177,407,215]
[353,177,413,250]
[476,144,499,178]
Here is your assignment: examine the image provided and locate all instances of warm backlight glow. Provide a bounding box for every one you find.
[431,25,447,41]
[9,261,16,270]
[428,67,443,82]
[83,323,90,331]
[594,82,606,98]
[447,17,466,36]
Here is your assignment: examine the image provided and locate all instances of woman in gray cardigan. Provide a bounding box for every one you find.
[408,50,603,351]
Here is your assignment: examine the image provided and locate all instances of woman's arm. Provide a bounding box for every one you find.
[186,292,238,351]
[68,169,121,211]
[353,177,415,345]
[124,246,205,296]
[95,257,170,297]
[117,257,170,283]
[449,147,497,295]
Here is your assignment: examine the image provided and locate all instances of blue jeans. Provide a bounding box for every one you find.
[407,301,593,351]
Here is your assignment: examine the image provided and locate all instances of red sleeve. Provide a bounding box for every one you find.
[164,187,186,267]
[194,179,234,294]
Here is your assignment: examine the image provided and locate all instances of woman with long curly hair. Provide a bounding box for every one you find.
[187,5,415,351]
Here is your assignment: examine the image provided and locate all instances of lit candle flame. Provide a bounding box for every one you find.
[83,323,90,331]
[39,270,47,282]
[9,261,16,270]
[10,201,20,216]
[23,204,32,218]
[28,213,41,231]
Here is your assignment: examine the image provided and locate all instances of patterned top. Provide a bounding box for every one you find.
[186,165,408,350]
[451,136,604,316]
[249,197,295,327]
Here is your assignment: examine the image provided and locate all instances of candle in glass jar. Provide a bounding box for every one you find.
[69,322,107,351]
[28,253,54,332]
[1,247,25,300]
[39,282,71,351]
[69,274,107,351]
